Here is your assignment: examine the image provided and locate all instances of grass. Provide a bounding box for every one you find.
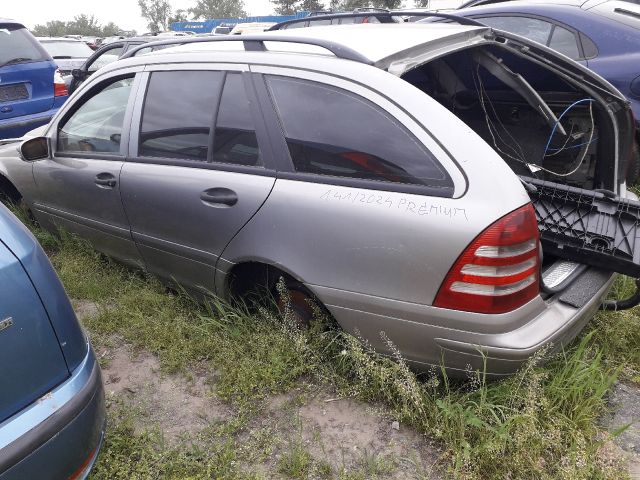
[14,207,639,479]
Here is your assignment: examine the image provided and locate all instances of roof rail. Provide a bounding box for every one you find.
[120,35,375,64]
[268,11,486,30]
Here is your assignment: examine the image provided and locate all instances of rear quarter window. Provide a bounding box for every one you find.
[265,75,452,190]
[0,25,49,67]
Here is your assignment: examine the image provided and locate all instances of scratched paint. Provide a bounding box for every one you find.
[319,188,469,221]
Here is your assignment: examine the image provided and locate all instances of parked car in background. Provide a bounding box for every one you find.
[68,36,167,94]
[0,19,68,139]
[37,37,94,88]
[429,0,640,181]
[80,36,102,50]
[1,26,637,376]
[212,24,234,35]
[0,202,104,479]
[229,22,278,34]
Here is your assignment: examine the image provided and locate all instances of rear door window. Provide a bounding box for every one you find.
[0,25,49,67]
[139,71,223,161]
[265,75,452,188]
[212,74,262,167]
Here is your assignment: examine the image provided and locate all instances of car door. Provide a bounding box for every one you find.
[31,71,144,267]
[119,67,276,295]
[69,43,125,94]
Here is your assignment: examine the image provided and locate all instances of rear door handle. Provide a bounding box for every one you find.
[95,172,116,188]
[200,188,238,207]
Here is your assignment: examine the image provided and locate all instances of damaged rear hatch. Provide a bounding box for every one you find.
[386,23,640,305]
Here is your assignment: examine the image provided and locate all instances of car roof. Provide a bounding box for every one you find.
[36,37,84,42]
[153,23,487,65]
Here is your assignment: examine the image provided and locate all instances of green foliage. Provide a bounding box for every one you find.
[31,15,127,37]
[138,0,173,33]
[189,0,247,20]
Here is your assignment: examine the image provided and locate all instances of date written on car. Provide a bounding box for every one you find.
[320,188,468,221]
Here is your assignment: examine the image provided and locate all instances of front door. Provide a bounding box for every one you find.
[120,69,275,294]
[32,74,143,267]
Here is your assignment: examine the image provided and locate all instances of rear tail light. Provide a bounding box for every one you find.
[54,69,68,97]
[434,204,540,314]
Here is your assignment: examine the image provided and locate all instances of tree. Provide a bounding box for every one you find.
[189,0,246,19]
[271,0,299,15]
[138,0,172,32]
[31,20,68,37]
[31,17,126,38]
[168,9,190,25]
[370,0,402,8]
[101,22,123,36]
[299,0,326,11]
[414,0,430,6]
[66,14,102,35]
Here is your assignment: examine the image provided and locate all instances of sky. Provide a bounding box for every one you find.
[5,0,278,34]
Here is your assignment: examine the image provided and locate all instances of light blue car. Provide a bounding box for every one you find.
[0,203,104,479]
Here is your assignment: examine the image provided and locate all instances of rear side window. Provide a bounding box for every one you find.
[265,76,451,188]
[476,16,553,45]
[0,25,49,67]
[139,71,223,161]
[139,71,262,167]
[548,26,580,60]
[58,77,133,154]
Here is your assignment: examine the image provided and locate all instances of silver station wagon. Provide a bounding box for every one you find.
[1,23,638,376]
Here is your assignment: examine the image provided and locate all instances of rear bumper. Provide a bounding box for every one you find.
[0,345,105,479]
[314,268,615,376]
[0,99,66,140]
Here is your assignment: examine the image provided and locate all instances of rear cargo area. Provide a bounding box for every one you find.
[402,44,617,191]
[402,43,640,300]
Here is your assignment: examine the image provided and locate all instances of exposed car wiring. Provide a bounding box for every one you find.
[529,101,595,177]
[542,98,594,157]
[473,64,528,166]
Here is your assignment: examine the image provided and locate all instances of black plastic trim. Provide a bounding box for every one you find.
[125,155,276,177]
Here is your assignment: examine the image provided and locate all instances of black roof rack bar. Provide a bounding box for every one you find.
[268,11,486,30]
[121,34,375,64]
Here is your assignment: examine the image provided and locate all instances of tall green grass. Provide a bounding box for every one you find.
[14,208,634,479]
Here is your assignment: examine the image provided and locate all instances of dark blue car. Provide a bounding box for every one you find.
[0,20,68,140]
[439,0,640,173]
[0,204,104,479]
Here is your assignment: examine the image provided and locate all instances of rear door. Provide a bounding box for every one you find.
[120,66,275,294]
[0,238,68,422]
[31,71,144,267]
[0,23,55,121]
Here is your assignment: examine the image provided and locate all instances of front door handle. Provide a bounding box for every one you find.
[95,172,116,188]
[200,188,238,207]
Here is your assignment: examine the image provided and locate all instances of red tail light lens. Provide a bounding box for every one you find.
[434,204,540,314]
[54,69,68,97]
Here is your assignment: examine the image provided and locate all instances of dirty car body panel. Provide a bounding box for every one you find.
[0,204,104,479]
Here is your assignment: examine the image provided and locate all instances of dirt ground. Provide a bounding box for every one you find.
[76,300,639,479]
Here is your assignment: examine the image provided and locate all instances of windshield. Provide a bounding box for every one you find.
[0,25,49,66]
[40,40,93,58]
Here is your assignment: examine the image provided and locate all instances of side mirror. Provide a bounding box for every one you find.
[20,137,50,162]
[71,68,86,80]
